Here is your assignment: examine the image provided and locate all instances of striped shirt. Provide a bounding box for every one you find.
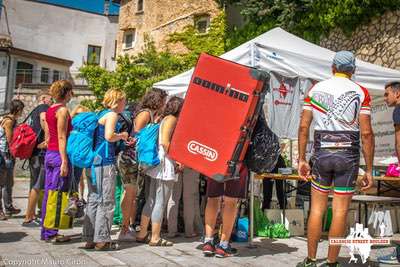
[303,73,371,132]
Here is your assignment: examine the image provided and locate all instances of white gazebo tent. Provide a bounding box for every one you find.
[154,27,400,96]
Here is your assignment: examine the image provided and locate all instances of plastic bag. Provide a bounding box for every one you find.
[253,198,289,238]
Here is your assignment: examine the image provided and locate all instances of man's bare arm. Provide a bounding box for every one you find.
[359,114,374,173]
[395,125,400,163]
[298,110,313,162]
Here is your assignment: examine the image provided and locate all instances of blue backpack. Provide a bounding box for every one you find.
[135,122,160,170]
[67,110,110,168]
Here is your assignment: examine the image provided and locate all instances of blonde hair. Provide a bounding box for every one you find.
[49,80,73,102]
[102,88,126,109]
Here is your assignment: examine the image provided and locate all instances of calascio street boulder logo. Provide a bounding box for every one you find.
[187,141,218,161]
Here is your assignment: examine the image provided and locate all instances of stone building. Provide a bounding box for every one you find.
[117,0,222,56]
[320,10,400,71]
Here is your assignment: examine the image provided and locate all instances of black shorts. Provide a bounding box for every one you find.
[206,166,248,199]
[311,148,359,195]
[29,154,45,190]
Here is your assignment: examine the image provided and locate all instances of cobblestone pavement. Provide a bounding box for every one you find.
[0,179,398,267]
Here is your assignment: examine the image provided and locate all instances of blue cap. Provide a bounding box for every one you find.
[333,51,356,73]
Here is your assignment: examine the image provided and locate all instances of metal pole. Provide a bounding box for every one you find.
[247,171,256,248]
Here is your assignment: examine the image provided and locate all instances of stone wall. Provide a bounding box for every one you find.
[117,0,221,56]
[320,10,400,70]
[12,84,95,178]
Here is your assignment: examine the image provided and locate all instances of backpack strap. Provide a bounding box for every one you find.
[22,105,41,124]
[137,109,154,124]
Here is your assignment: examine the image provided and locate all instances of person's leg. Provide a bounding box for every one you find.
[183,169,200,236]
[150,179,175,244]
[82,168,98,246]
[275,179,286,209]
[3,166,16,212]
[327,193,352,263]
[41,151,60,240]
[220,196,238,242]
[135,172,149,226]
[262,179,273,210]
[121,184,137,232]
[307,187,329,260]
[167,174,182,237]
[136,177,156,240]
[25,158,37,221]
[25,189,39,221]
[93,165,116,244]
[204,197,221,239]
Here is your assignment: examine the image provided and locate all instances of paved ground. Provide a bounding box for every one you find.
[0,179,398,267]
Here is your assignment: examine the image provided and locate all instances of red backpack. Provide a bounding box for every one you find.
[9,123,37,159]
[6,107,41,160]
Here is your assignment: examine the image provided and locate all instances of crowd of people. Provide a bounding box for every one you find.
[0,50,399,266]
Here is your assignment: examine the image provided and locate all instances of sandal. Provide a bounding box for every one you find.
[149,238,173,247]
[94,242,119,251]
[80,242,96,250]
[136,232,151,244]
[55,235,72,243]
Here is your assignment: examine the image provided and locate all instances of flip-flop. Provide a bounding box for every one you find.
[136,232,151,243]
[94,242,119,251]
[149,238,173,247]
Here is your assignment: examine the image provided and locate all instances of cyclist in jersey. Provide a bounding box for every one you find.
[297,51,374,267]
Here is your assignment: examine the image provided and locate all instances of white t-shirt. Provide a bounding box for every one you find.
[303,74,371,132]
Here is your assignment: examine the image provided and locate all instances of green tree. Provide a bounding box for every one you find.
[222,0,400,45]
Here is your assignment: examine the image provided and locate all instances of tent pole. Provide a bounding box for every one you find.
[250,43,255,67]
[247,171,257,248]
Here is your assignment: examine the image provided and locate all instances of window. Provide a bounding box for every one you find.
[15,61,33,87]
[123,29,136,49]
[53,70,60,82]
[137,0,144,12]
[194,15,211,33]
[87,45,101,65]
[40,67,49,83]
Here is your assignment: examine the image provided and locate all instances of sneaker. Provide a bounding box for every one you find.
[118,229,135,242]
[22,219,40,227]
[296,258,317,267]
[202,241,215,257]
[5,206,21,216]
[378,246,400,265]
[215,243,238,258]
[0,211,7,220]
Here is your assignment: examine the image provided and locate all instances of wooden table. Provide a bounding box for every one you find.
[374,176,400,196]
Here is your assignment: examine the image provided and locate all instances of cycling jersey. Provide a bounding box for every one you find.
[303,73,371,132]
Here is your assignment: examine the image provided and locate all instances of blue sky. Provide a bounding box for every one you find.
[34,0,120,15]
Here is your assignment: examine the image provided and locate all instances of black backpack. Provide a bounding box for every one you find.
[245,112,280,174]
